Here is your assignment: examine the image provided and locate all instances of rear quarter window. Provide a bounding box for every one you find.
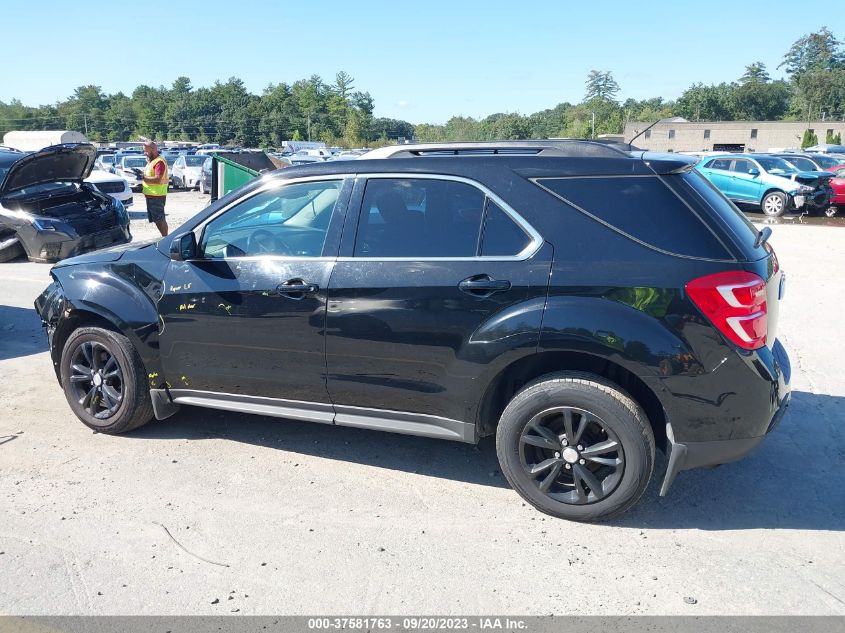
[535,175,732,260]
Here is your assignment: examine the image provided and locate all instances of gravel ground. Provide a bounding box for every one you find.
[0,203,843,615]
[128,191,209,241]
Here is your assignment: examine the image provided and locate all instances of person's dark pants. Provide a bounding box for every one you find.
[146,196,166,223]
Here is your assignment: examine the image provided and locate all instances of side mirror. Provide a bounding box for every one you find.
[169,232,197,261]
[748,168,760,177]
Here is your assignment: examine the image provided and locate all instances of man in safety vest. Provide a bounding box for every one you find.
[141,141,169,237]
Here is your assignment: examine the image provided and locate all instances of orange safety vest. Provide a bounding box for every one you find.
[142,156,168,197]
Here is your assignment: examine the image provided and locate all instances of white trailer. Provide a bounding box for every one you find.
[3,130,89,152]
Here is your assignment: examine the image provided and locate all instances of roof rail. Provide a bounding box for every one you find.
[0,145,23,153]
[360,140,631,160]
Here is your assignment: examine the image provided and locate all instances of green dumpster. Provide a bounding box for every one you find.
[210,152,277,201]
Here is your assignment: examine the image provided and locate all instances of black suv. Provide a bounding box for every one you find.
[35,141,791,522]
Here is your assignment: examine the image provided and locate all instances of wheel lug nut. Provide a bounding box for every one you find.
[562,439,568,446]
[554,452,561,458]
[564,464,571,470]
[579,459,586,465]
[577,445,583,451]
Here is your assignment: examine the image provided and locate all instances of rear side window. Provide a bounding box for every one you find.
[354,178,535,258]
[535,176,731,259]
[480,201,531,256]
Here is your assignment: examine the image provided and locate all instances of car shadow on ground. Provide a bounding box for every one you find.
[0,304,47,361]
[129,388,844,531]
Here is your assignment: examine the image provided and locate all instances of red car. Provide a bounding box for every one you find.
[827,166,845,207]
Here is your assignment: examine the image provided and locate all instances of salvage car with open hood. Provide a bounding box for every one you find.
[0,143,131,262]
[695,153,834,217]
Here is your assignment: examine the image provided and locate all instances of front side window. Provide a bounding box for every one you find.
[201,179,342,258]
[731,160,754,174]
[354,178,532,258]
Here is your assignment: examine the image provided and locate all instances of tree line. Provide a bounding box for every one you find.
[1,28,843,148]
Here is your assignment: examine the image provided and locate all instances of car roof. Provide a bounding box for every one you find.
[0,151,23,168]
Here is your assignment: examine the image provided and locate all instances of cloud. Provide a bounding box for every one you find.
[396,100,410,108]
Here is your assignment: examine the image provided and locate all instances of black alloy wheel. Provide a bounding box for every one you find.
[68,341,124,421]
[519,406,624,504]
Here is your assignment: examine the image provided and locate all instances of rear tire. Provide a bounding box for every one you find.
[761,191,788,217]
[496,371,655,522]
[60,327,154,434]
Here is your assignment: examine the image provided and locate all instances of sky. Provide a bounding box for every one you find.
[2,1,837,124]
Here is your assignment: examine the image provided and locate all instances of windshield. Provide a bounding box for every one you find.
[185,156,205,167]
[124,157,147,168]
[755,156,797,175]
[100,155,115,164]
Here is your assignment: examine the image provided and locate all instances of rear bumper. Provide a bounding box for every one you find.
[660,390,790,495]
[657,337,791,495]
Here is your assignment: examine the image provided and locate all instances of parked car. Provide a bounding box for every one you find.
[695,153,834,217]
[772,152,845,172]
[110,150,144,173]
[34,140,791,522]
[0,144,130,263]
[115,155,148,191]
[804,144,845,154]
[95,153,116,172]
[199,156,212,194]
[826,166,845,209]
[171,155,206,189]
[289,154,324,166]
[84,169,133,208]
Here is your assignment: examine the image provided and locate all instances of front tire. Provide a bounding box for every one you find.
[60,327,154,434]
[761,191,788,217]
[496,372,655,522]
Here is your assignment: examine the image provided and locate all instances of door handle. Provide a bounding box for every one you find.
[276,279,319,298]
[458,275,511,297]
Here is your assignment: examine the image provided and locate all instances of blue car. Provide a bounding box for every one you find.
[695,153,834,217]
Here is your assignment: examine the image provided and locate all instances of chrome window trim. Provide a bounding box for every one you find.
[341,172,543,262]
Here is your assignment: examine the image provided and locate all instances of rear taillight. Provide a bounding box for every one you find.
[685,271,767,350]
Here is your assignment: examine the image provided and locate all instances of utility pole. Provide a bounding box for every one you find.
[83,114,88,136]
[307,113,312,141]
[591,111,596,139]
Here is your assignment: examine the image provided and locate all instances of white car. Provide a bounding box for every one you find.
[171,155,206,189]
[84,169,133,207]
[115,155,148,191]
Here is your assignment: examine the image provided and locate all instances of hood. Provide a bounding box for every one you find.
[0,144,96,195]
[790,170,834,187]
[52,238,158,269]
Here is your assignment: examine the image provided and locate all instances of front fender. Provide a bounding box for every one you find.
[43,262,165,384]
